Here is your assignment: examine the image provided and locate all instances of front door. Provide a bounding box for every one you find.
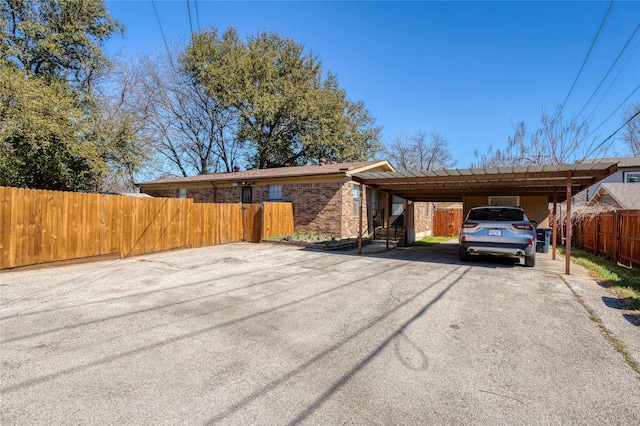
[241,186,253,204]
[390,195,404,227]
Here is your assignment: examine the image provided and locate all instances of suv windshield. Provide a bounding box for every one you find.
[468,208,524,221]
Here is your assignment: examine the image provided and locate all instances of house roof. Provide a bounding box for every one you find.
[579,156,640,169]
[351,162,618,202]
[588,183,640,209]
[137,160,395,187]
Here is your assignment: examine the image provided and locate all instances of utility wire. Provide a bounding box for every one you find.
[194,0,201,32]
[584,84,640,142]
[586,106,640,158]
[571,23,640,124]
[585,40,640,123]
[186,0,194,34]
[152,0,172,60]
[560,0,614,112]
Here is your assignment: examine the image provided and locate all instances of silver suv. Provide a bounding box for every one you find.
[458,206,537,267]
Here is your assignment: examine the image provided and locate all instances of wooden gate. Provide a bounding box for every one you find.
[433,209,463,236]
[242,204,263,242]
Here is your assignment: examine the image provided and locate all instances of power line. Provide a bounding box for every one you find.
[186,0,194,34]
[152,0,172,58]
[584,84,640,142]
[571,23,639,123]
[560,0,614,112]
[586,104,640,158]
[585,40,640,123]
[194,0,201,32]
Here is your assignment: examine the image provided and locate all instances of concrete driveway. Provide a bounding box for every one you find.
[1,242,639,424]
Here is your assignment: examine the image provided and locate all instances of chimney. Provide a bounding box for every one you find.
[319,158,326,166]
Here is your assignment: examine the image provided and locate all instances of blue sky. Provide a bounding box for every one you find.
[104,1,640,168]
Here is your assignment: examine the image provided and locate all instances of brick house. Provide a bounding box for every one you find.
[137,160,433,240]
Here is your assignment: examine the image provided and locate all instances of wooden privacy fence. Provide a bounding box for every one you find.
[574,210,640,270]
[433,209,463,237]
[262,202,294,240]
[0,187,294,270]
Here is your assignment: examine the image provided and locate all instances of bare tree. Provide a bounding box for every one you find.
[385,131,456,171]
[384,134,413,171]
[94,60,150,192]
[131,48,244,177]
[472,106,608,168]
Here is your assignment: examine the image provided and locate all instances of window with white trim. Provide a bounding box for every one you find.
[488,196,519,206]
[269,184,283,201]
[624,172,639,183]
[353,184,361,216]
[177,188,187,198]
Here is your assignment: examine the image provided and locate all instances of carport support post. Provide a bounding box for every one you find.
[565,172,572,275]
[385,192,390,250]
[358,183,364,254]
[552,189,557,260]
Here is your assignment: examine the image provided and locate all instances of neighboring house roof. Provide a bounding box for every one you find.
[137,160,395,187]
[579,156,640,169]
[588,183,640,209]
[100,192,152,197]
[435,202,463,210]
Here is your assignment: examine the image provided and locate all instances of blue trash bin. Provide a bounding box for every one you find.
[536,227,551,253]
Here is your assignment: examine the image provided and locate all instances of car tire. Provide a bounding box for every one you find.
[524,253,536,267]
[459,249,469,262]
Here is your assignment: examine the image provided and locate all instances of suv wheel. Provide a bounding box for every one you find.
[459,249,469,262]
[524,253,536,267]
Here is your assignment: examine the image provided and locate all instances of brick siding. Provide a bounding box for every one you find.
[214,186,240,203]
[284,182,343,238]
[140,180,380,239]
[341,183,368,238]
[143,188,177,198]
[413,202,432,234]
[187,187,215,203]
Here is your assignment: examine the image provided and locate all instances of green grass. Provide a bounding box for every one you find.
[413,236,457,247]
[560,248,640,309]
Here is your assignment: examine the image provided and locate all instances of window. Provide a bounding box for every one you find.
[241,186,252,204]
[269,185,283,201]
[625,172,640,183]
[177,188,187,198]
[391,195,404,216]
[367,188,378,221]
[488,196,519,206]
[468,207,524,221]
[353,184,361,216]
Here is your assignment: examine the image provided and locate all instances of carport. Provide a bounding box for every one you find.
[352,162,618,274]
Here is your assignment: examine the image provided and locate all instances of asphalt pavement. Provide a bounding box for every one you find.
[1,241,638,424]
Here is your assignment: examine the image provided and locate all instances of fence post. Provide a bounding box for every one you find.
[612,210,619,264]
[594,215,599,257]
[261,202,266,241]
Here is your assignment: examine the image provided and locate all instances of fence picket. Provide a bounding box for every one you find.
[0,186,292,269]
[0,187,7,269]
[573,209,640,270]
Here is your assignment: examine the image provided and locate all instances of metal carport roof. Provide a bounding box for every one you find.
[351,161,619,275]
[351,162,619,202]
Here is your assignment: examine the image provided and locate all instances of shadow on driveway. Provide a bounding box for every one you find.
[302,239,540,270]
